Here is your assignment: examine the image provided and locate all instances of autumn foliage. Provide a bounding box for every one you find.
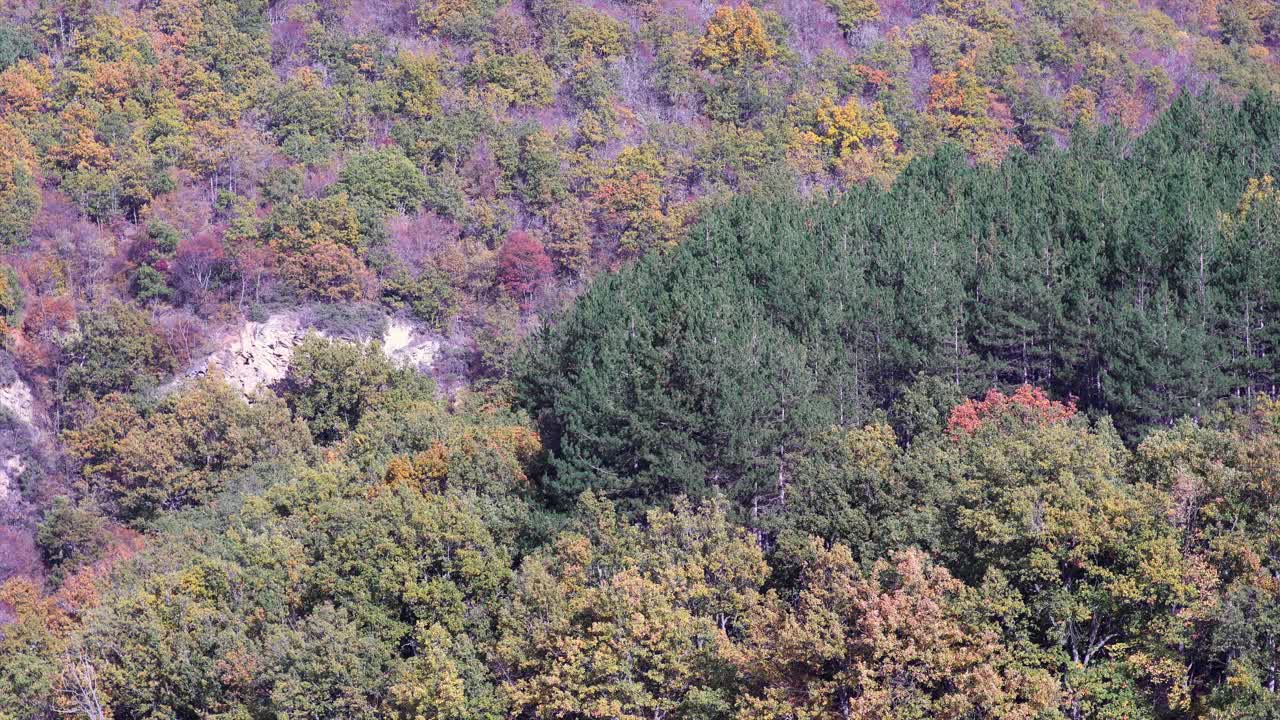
[0,0,1277,716]
[697,4,778,72]
[946,385,1077,436]
[496,230,552,304]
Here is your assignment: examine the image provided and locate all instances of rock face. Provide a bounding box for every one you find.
[0,375,36,430]
[179,310,446,396]
[382,318,442,371]
[188,312,310,394]
[0,455,24,507]
[0,373,39,510]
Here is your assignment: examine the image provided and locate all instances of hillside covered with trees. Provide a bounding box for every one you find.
[1,0,1280,717]
[521,93,1280,507]
[0,0,1275,387]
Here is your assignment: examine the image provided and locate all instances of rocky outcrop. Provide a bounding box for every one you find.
[0,375,36,430]
[0,455,24,507]
[177,310,448,396]
[382,317,442,371]
[0,372,40,511]
[185,312,309,394]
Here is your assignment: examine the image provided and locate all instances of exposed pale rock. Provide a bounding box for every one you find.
[177,311,445,396]
[0,376,35,429]
[180,312,309,394]
[383,318,441,370]
[0,375,36,507]
[0,455,24,506]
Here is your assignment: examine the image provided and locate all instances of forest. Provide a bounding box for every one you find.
[0,0,1279,717]
[521,92,1280,507]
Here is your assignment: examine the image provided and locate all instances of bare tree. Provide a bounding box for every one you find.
[57,648,109,720]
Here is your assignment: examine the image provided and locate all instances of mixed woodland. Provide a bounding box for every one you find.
[1,0,1280,717]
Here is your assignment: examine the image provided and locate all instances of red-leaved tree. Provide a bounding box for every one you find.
[946,385,1077,437]
[497,230,552,307]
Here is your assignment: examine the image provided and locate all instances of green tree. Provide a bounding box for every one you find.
[61,302,177,401]
[35,497,107,586]
[824,0,881,35]
[938,395,1204,716]
[0,263,23,329]
[0,123,40,248]
[78,468,512,720]
[281,334,433,445]
[0,20,34,72]
[264,67,346,162]
[63,372,312,523]
[498,493,766,720]
[1134,400,1280,715]
[337,147,429,218]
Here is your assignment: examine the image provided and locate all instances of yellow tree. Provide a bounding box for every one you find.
[0,58,52,115]
[800,96,902,185]
[732,542,1060,719]
[697,4,778,72]
[593,145,689,257]
[498,494,767,720]
[926,63,1018,165]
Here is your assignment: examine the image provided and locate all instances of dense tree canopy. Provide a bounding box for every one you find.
[0,0,1278,715]
[0,0,1270,392]
[9,363,1280,717]
[520,92,1280,510]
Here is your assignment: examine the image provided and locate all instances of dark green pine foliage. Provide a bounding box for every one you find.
[520,93,1280,511]
[965,153,1061,390]
[1214,173,1280,400]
